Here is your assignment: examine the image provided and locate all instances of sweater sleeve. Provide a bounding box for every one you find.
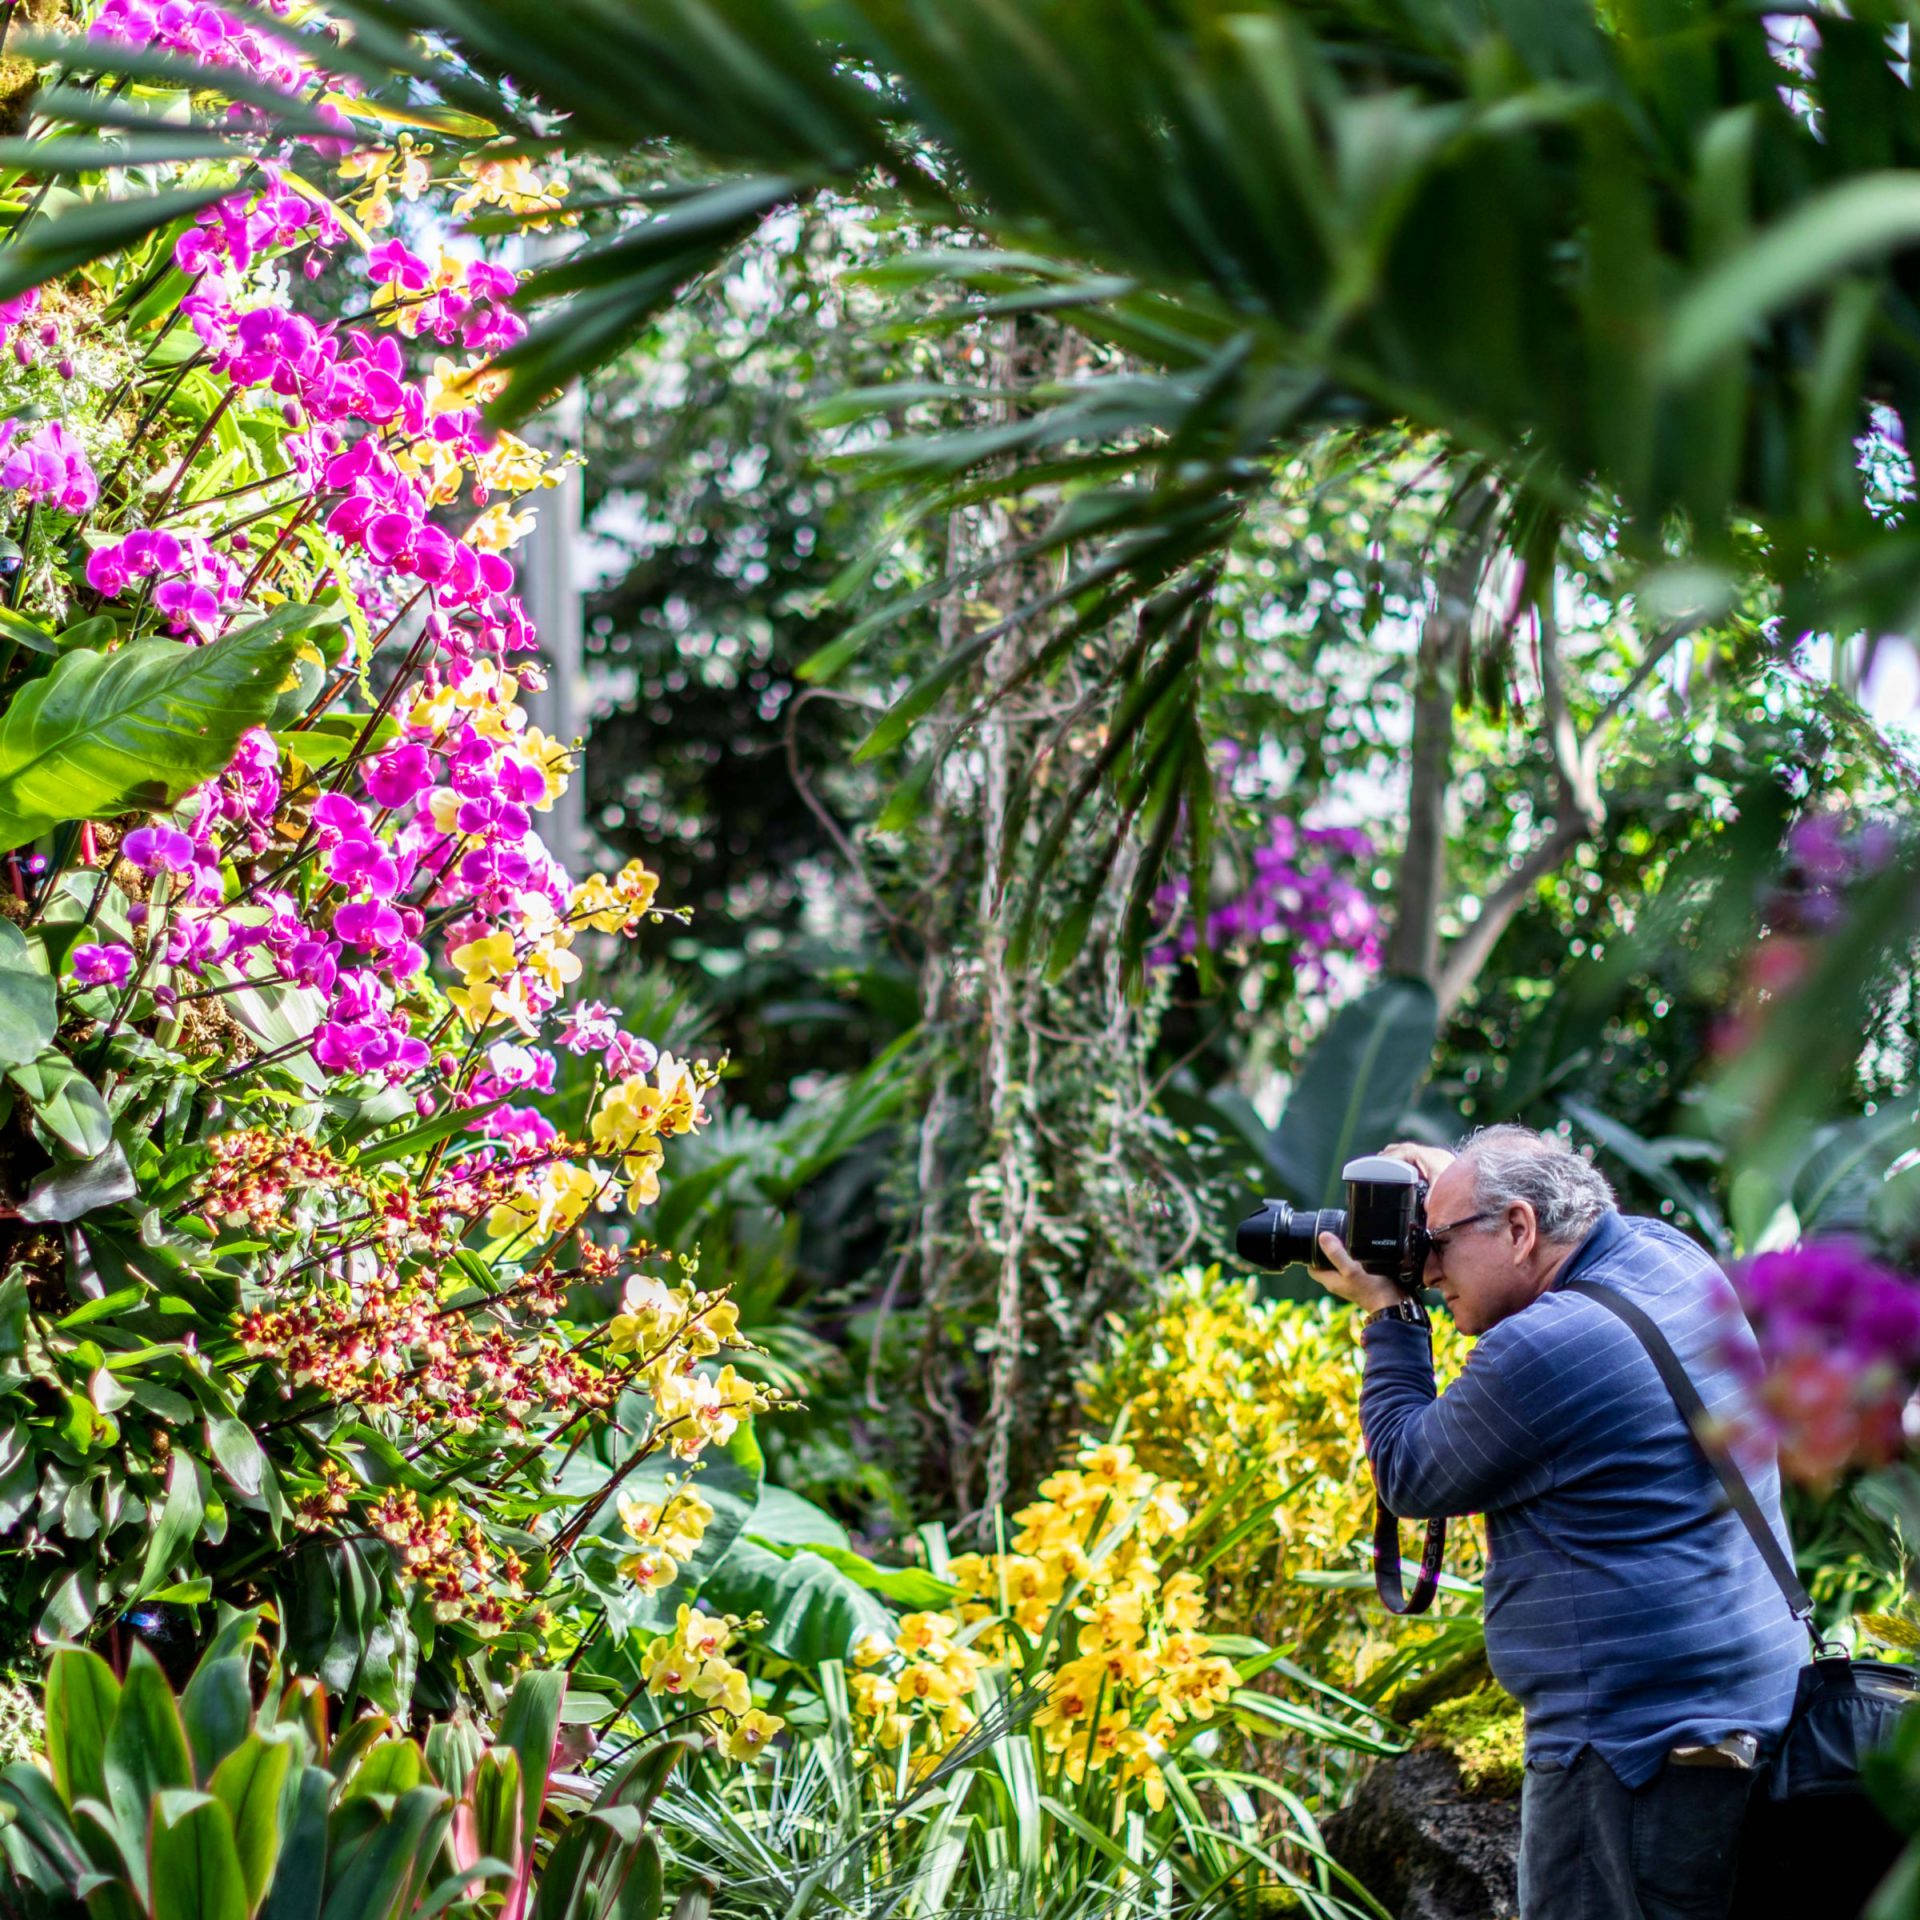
[1359,1317,1558,1519]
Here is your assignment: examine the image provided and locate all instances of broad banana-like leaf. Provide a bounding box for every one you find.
[0,609,319,854]
[1269,978,1441,1207]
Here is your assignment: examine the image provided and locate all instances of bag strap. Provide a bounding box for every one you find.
[1562,1279,1822,1652]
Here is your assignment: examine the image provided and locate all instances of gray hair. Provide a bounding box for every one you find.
[1454,1124,1616,1245]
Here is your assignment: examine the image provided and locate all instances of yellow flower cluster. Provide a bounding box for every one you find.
[1080,1266,1486,1690]
[848,1443,1236,1808]
[617,1484,714,1593]
[604,1269,771,1461]
[452,152,576,229]
[394,358,570,513]
[640,1604,784,1762]
[336,135,434,229]
[571,859,661,935]
[849,1611,989,1768]
[589,1052,713,1209]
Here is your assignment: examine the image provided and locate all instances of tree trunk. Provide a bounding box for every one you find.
[1384,508,1490,986]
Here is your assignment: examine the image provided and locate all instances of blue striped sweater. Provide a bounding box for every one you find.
[1359,1208,1807,1787]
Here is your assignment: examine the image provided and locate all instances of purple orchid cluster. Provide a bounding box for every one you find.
[91,0,335,103]
[2,0,691,1253]
[1725,1242,1920,1483]
[1777,812,1899,932]
[1151,814,1381,988]
[0,419,97,515]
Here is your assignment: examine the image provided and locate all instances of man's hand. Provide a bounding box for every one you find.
[1382,1140,1455,1185]
[1315,1231,1404,1314]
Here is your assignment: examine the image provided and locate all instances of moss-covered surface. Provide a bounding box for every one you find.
[1413,1683,1525,1798]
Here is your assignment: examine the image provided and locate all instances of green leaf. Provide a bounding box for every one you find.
[258,1764,328,1920]
[0,607,60,656]
[135,1452,207,1600]
[0,183,234,307]
[181,1658,253,1785]
[46,1645,121,1811]
[495,1668,566,1860]
[149,1788,248,1920]
[745,1485,849,1550]
[340,1739,424,1803]
[209,1736,293,1914]
[1268,978,1440,1207]
[0,609,318,854]
[103,1643,193,1903]
[468,1746,522,1873]
[206,1417,266,1499]
[0,1756,94,1885]
[20,1138,136,1223]
[316,1785,449,1920]
[352,1094,509,1168]
[688,1536,893,1664]
[745,1538,953,1611]
[9,1053,114,1159]
[1665,174,1920,382]
[0,922,57,1070]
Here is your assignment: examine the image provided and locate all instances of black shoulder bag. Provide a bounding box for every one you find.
[1564,1281,1920,1919]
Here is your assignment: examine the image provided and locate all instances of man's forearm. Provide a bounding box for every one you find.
[1360,1318,1549,1519]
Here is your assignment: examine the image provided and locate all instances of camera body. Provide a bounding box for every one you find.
[1236,1154,1432,1293]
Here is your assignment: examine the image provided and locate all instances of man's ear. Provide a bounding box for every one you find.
[1507,1202,1537,1259]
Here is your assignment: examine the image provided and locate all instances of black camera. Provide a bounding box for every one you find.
[1235,1154,1432,1293]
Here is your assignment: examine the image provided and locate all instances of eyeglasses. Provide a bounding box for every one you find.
[1422,1210,1497,1258]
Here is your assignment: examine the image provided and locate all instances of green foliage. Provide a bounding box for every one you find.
[0,1616,691,1920]
[96,0,1920,968]
[652,1657,1387,1920]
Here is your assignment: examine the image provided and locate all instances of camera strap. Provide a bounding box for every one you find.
[1372,1500,1447,1614]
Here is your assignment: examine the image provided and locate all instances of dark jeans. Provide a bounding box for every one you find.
[1519,1748,1754,1920]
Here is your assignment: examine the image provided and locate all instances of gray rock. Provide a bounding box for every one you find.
[1323,1746,1520,1920]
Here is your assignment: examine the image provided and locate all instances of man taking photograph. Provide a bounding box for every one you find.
[1314,1124,1806,1920]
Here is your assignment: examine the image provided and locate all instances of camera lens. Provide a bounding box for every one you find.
[1236,1200,1348,1273]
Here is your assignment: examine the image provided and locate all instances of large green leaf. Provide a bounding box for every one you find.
[317,1785,450,1920]
[258,1764,329,1920]
[1267,977,1440,1206]
[134,1452,208,1601]
[149,1789,248,1920]
[208,1735,294,1912]
[0,922,56,1070]
[0,610,319,853]
[1664,175,1920,382]
[692,1537,893,1665]
[495,1670,566,1867]
[102,1643,194,1905]
[45,1645,120,1811]
[180,1659,254,1786]
[9,1053,114,1159]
